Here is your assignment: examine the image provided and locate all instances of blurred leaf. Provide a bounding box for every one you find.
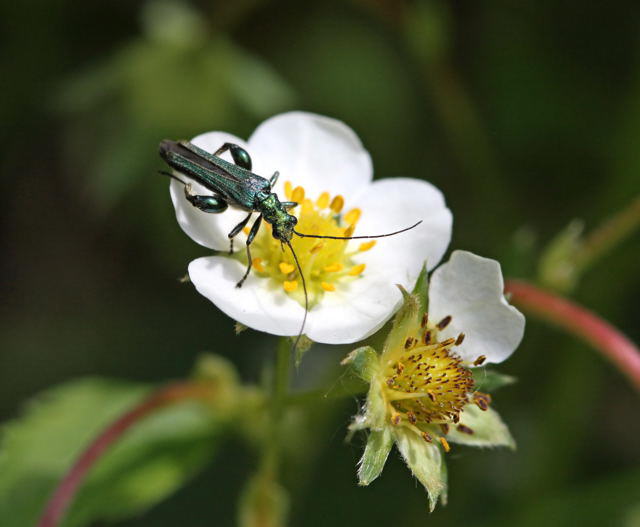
[0,378,221,527]
[472,369,517,392]
[538,219,585,292]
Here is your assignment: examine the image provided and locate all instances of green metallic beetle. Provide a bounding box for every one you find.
[159,139,421,346]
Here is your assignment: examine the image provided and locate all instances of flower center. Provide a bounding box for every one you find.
[244,181,375,307]
[380,314,489,450]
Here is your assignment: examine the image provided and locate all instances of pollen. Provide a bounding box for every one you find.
[323,263,343,272]
[252,258,265,273]
[344,208,361,225]
[380,314,476,451]
[291,186,305,203]
[316,192,330,209]
[348,263,366,276]
[359,240,376,252]
[279,262,295,274]
[283,280,298,292]
[239,181,376,308]
[330,195,344,213]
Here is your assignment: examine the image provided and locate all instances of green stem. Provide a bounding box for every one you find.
[575,195,640,272]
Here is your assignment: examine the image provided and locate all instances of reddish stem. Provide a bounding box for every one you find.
[38,381,214,527]
[505,279,640,391]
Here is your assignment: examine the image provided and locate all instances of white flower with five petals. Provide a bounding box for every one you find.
[170,112,452,344]
[344,250,526,510]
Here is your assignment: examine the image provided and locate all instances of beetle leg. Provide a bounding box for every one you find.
[281,201,298,210]
[269,170,280,187]
[227,212,252,254]
[213,142,253,170]
[184,186,228,214]
[236,215,263,288]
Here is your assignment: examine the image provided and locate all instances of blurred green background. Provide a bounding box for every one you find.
[1,0,639,525]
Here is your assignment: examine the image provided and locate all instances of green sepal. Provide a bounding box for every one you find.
[235,321,248,334]
[411,262,429,316]
[472,369,517,392]
[358,428,393,486]
[446,404,515,449]
[383,285,420,354]
[538,219,584,293]
[393,428,446,512]
[341,346,379,383]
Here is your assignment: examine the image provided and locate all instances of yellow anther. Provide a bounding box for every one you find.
[358,240,376,252]
[309,243,324,254]
[284,180,293,200]
[321,282,336,292]
[291,186,305,203]
[344,208,361,225]
[323,263,343,273]
[243,226,251,235]
[283,280,298,292]
[301,198,314,215]
[343,224,355,237]
[316,192,330,209]
[330,195,344,213]
[279,262,295,274]
[348,263,366,276]
[439,436,451,453]
[252,258,265,273]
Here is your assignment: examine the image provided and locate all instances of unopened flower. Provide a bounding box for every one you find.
[344,250,525,510]
[170,112,452,344]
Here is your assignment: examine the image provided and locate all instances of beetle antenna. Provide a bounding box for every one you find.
[294,220,422,240]
[286,241,308,357]
[159,170,189,186]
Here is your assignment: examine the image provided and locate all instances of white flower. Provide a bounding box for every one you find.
[344,250,525,510]
[170,112,452,344]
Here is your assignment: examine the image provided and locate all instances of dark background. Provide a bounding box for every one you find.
[1,1,639,525]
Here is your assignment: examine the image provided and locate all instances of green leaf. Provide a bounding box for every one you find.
[446,404,515,449]
[0,378,222,527]
[341,346,379,383]
[393,428,446,512]
[411,262,429,316]
[358,428,393,486]
[472,369,517,392]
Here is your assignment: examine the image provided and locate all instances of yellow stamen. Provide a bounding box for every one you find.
[359,240,376,252]
[283,280,298,292]
[439,436,451,452]
[343,224,355,237]
[330,195,344,213]
[321,282,336,292]
[243,226,251,235]
[323,263,343,272]
[291,186,305,203]
[252,258,265,273]
[348,263,366,276]
[284,180,293,200]
[309,243,324,254]
[301,198,314,215]
[279,262,295,274]
[316,192,330,209]
[344,208,361,225]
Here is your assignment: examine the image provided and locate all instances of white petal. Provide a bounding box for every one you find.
[428,251,525,364]
[304,270,404,344]
[169,132,253,251]
[188,256,305,336]
[351,178,453,273]
[247,111,373,200]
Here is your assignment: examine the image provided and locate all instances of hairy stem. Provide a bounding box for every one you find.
[37,381,216,527]
[506,279,640,391]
